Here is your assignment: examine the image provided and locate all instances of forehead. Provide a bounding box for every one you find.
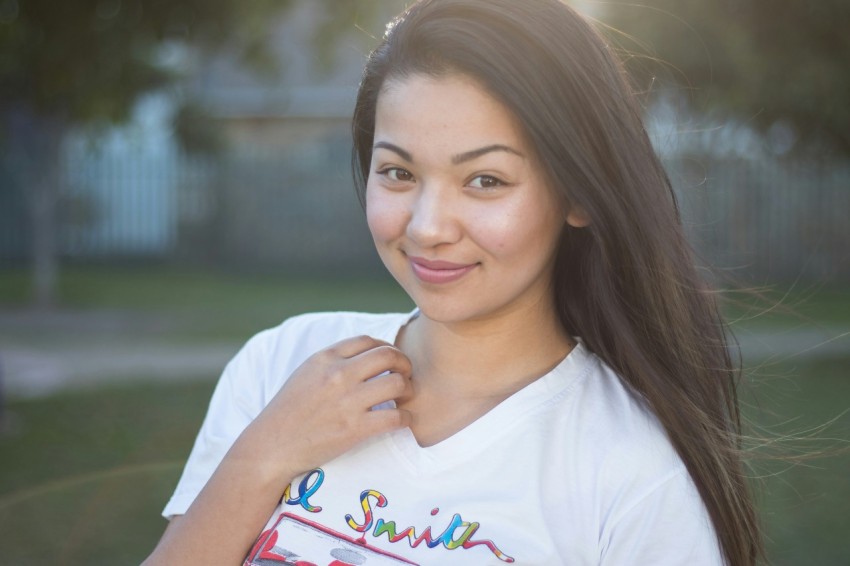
[374,73,529,157]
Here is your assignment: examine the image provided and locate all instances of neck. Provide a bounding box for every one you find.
[399,297,573,399]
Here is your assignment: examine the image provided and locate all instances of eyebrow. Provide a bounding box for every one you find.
[451,144,525,165]
[372,141,525,165]
[373,141,413,162]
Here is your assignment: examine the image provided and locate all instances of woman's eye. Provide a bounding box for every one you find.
[378,167,414,182]
[468,175,504,190]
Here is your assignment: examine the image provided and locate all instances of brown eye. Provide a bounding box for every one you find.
[380,167,414,182]
[468,175,504,190]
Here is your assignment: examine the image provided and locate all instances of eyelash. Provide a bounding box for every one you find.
[467,175,505,190]
[376,167,414,183]
[375,167,506,191]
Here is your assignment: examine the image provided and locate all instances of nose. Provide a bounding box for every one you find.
[405,181,462,248]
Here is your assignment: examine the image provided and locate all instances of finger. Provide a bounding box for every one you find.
[326,335,393,359]
[346,345,413,382]
[356,372,412,408]
[363,407,412,436]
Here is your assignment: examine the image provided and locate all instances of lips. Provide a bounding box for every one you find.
[408,255,478,284]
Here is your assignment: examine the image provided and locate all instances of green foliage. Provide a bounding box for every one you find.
[171,101,225,155]
[0,0,291,126]
[310,1,407,73]
[601,1,850,155]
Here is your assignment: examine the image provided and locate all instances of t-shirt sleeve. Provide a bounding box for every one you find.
[599,467,727,565]
[161,330,272,519]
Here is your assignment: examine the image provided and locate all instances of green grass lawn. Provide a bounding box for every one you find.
[2,265,849,332]
[0,265,415,343]
[722,285,850,329]
[740,357,850,566]
[0,379,215,565]
[1,359,847,565]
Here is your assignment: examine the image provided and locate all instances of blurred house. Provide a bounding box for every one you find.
[1,0,393,274]
[178,0,391,271]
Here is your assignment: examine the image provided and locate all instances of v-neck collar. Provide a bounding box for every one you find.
[374,310,593,475]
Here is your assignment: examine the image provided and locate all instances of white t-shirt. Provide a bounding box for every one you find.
[164,311,725,565]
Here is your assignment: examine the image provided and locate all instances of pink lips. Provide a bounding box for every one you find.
[408,256,478,284]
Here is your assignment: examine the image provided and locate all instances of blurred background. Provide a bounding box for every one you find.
[0,0,847,563]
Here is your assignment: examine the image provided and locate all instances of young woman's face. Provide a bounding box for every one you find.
[366,73,567,325]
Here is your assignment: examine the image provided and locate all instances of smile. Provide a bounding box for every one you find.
[408,256,478,284]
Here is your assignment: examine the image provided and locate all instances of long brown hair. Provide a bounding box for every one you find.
[351,1,762,564]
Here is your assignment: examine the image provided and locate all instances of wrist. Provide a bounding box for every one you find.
[228,415,302,488]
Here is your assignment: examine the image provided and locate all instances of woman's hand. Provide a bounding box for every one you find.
[144,334,413,566]
[247,334,414,479]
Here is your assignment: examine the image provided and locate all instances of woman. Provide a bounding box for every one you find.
[146,1,761,564]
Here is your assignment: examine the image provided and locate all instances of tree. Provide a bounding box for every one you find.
[600,0,850,155]
[0,0,386,307]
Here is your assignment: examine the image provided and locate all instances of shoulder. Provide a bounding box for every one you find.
[229,311,412,395]
[602,359,684,479]
[541,349,723,561]
[275,310,411,339]
[571,349,680,466]
[248,310,411,354]
[546,347,692,507]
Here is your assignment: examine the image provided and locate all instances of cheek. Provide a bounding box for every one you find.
[471,212,515,253]
[470,198,562,259]
[365,187,406,244]
[468,204,542,255]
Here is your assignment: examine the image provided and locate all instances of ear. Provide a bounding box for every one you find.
[566,206,591,228]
